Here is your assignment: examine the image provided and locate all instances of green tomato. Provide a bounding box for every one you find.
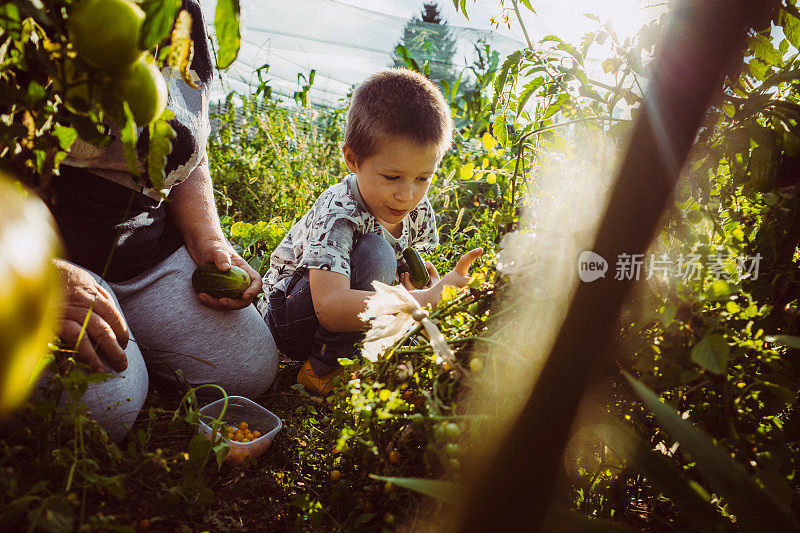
[443,422,461,440]
[433,424,446,443]
[111,57,168,126]
[68,0,145,71]
[469,358,484,373]
[446,458,461,472]
[443,443,461,458]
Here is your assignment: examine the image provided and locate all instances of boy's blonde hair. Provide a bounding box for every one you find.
[344,68,453,166]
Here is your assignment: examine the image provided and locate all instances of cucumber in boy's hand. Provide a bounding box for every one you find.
[191,263,251,299]
[402,247,430,289]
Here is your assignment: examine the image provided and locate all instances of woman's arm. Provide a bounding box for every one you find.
[166,158,262,309]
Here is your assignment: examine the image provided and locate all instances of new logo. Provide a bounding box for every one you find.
[578,251,607,282]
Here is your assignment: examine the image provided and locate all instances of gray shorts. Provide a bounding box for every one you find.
[51,246,279,440]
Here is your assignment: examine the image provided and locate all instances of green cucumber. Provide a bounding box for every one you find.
[402,247,430,289]
[191,263,251,299]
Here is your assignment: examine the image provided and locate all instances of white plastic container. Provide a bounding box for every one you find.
[197,395,282,464]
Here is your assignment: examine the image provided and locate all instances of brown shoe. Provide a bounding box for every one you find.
[296,359,349,396]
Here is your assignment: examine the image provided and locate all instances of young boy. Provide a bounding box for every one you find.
[258,68,482,395]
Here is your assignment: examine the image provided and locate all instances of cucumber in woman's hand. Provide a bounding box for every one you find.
[402,247,430,289]
[191,263,251,299]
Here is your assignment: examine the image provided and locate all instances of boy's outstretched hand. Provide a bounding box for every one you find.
[440,247,483,289]
[408,247,483,308]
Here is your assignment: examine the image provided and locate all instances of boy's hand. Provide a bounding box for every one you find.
[400,261,440,290]
[409,248,483,308]
[440,247,483,289]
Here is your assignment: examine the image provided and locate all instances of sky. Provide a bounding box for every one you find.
[200,0,666,106]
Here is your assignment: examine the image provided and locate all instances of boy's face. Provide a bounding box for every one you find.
[343,136,439,230]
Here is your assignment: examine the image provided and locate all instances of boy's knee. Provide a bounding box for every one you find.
[351,234,396,289]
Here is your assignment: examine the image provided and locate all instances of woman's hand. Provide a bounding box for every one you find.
[166,158,262,310]
[55,260,128,374]
[186,237,262,310]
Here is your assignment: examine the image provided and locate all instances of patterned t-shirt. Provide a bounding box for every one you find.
[60,0,211,200]
[258,174,438,314]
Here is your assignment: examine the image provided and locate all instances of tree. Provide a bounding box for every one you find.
[392,2,458,87]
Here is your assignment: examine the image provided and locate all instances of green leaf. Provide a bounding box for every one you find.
[492,113,508,147]
[722,102,736,117]
[119,102,140,178]
[781,10,800,49]
[214,0,241,69]
[556,42,584,66]
[592,418,730,532]
[708,280,733,300]
[624,373,800,532]
[542,93,568,120]
[51,125,77,152]
[394,44,420,72]
[761,382,798,403]
[748,128,778,191]
[601,57,622,74]
[368,475,462,504]
[0,3,22,35]
[28,494,73,533]
[212,439,229,469]
[515,77,543,117]
[751,35,783,67]
[147,111,176,194]
[459,162,475,180]
[690,333,729,374]
[519,0,535,13]
[748,58,769,81]
[765,334,800,349]
[481,132,498,150]
[759,68,800,92]
[25,81,46,106]
[67,115,112,146]
[139,0,182,50]
[492,51,521,111]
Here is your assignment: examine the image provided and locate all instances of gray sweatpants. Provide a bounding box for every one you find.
[56,246,279,440]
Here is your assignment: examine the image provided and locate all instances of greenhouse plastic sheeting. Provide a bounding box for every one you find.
[200,0,524,107]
